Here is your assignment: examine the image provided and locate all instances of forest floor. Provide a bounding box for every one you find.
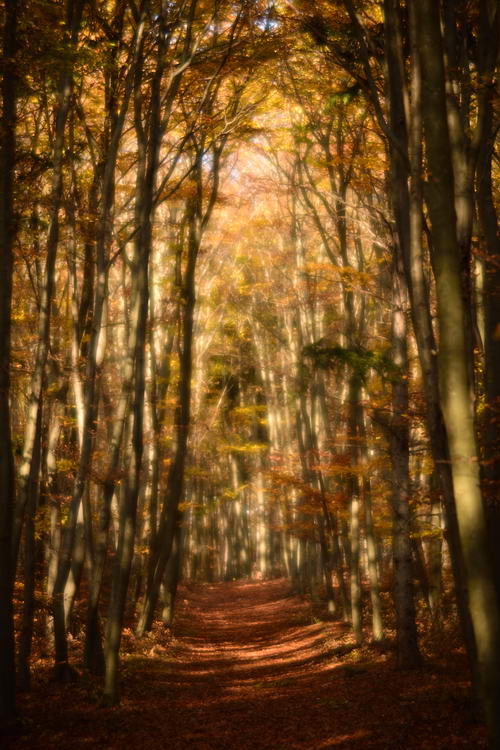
[5,579,487,749]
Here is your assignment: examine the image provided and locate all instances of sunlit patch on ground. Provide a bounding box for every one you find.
[7,579,487,750]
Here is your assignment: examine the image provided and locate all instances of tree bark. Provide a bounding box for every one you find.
[385,0,478,673]
[136,183,201,636]
[14,0,85,565]
[476,0,500,598]
[53,6,147,680]
[0,0,18,720]
[416,1,500,741]
[390,249,420,668]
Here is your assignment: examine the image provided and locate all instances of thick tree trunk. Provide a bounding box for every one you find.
[476,0,500,598]
[442,0,477,388]
[416,1,500,741]
[384,0,478,674]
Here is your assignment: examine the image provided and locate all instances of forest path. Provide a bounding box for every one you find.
[12,579,485,749]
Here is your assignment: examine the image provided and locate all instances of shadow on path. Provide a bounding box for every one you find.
[9,579,486,749]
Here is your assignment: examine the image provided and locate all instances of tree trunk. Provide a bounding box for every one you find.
[161,521,183,627]
[136,190,199,635]
[55,8,148,680]
[14,0,85,564]
[384,0,478,674]
[476,0,500,598]
[363,477,384,642]
[18,407,43,690]
[416,1,500,740]
[0,0,18,719]
[348,378,363,644]
[390,250,420,669]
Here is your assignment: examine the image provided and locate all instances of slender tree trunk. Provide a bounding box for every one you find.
[347,378,363,644]
[103,243,150,704]
[427,485,443,623]
[136,192,199,635]
[137,126,225,630]
[18,406,43,690]
[360,434,384,645]
[102,8,166,697]
[55,9,147,679]
[33,3,89,679]
[14,0,85,564]
[390,250,420,668]
[0,0,18,719]
[161,521,183,627]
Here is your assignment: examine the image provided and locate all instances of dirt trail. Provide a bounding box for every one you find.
[10,579,486,749]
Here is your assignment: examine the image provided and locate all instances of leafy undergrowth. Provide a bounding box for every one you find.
[5,580,486,749]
